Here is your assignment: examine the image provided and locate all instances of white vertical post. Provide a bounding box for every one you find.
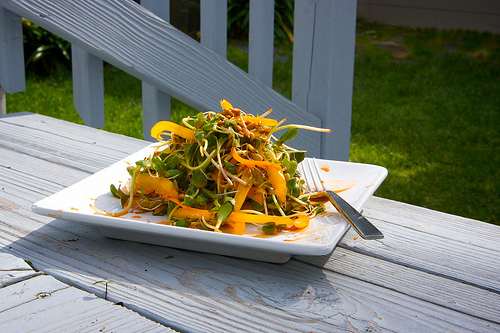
[293,0,357,161]
[200,0,227,58]
[141,0,171,141]
[292,0,315,110]
[71,45,105,128]
[0,7,25,98]
[248,0,274,87]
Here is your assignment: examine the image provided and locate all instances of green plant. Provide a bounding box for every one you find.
[93,280,115,300]
[228,0,294,43]
[22,19,71,75]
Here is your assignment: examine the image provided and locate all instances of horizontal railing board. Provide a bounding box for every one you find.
[0,0,323,157]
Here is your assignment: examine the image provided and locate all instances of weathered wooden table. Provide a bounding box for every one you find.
[1,112,499,332]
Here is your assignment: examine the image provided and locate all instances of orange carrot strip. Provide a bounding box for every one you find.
[220,99,233,110]
[247,187,267,205]
[151,121,195,141]
[227,212,309,229]
[266,167,287,202]
[233,169,253,211]
[227,221,246,235]
[231,147,280,171]
[172,207,215,220]
[241,115,278,127]
[134,174,179,200]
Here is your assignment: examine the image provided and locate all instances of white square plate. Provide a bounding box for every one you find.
[32,144,387,263]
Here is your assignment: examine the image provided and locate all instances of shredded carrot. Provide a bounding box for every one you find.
[241,115,278,127]
[233,169,253,211]
[266,167,287,202]
[230,147,280,171]
[151,121,195,141]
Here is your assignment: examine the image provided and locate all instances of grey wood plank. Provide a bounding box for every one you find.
[292,0,315,111]
[2,113,500,332]
[0,253,41,288]
[0,0,323,157]
[142,83,172,142]
[293,0,357,161]
[295,246,500,323]
[0,270,173,332]
[200,0,227,58]
[2,225,498,332]
[0,112,148,158]
[71,44,105,128]
[141,0,171,142]
[345,197,500,292]
[0,7,25,94]
[248,0,274,87]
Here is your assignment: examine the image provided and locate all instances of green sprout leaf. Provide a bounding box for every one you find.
[191,169,208,188]
[223,160,237,174]
[216,201,233,223]
[276,127,298,146]
[175,219,191,228]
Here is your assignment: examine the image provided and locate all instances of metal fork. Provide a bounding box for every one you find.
[300,158,384,240]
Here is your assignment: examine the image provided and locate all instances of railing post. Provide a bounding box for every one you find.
[71,45,105,128]
[141,0,171,141]
[0,6,26,113]
[293,0,357,161]
[248,0,274,87]
[200,0,227,58]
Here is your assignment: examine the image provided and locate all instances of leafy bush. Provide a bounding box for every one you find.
[228,0,294,42]
[22,19,71,76]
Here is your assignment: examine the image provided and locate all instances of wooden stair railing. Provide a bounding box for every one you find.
[0,0,357,160]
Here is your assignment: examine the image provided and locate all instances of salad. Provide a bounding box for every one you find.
[94,100,330,235]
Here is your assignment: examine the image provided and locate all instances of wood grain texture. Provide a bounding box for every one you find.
[71,44,105,128]
[0,253,41,288]
[141,0,171,142]
[0,0,324,157]
[293,0,357,161]
[1,113,500,332]
[248,0,274,87]
[0,7,25,94]
[0,260,172,332]
[200,0,227,58]
[292,0,314,111]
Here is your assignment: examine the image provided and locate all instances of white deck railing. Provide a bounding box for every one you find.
[0,0,357,160]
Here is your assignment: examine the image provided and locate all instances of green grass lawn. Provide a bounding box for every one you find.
[6,21,499,225]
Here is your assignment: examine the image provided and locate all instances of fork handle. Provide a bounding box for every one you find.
[326,190,384,240]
